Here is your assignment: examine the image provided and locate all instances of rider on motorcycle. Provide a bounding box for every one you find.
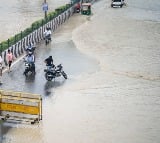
[26,42,35,54]
[25,52,35,73]
[44,56,54,69]
[44,27,52,41]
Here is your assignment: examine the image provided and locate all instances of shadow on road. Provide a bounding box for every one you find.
[24,74,36,82]
[44,80,66,96]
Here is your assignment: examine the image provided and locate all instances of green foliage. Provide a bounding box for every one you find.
[31,20,42,30]
[0,41,8,51]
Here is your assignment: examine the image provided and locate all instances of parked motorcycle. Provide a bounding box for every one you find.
[23,62,35,77]
[44,64,67,81]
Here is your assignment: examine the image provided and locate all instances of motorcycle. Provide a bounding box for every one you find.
[25,45,36,55]
[23,61,35,77]
[45,34,51,45]
[74,3,81,13]
[44,64,67,81]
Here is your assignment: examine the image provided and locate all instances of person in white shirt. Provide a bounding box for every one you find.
[25,52,35,73]
[44,27,52,41]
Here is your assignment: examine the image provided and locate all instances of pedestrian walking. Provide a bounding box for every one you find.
[0,55,3,83]
[7,49,14,72]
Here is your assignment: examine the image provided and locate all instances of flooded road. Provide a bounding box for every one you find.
[0,0,160,143]
[1,39,98,96]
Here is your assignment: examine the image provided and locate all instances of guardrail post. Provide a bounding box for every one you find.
[4,51,7,66]
[14,44,17,58]
[18,42,21,56]
[20,31,23,53]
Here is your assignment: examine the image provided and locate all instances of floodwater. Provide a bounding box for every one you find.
[0,0,160,143]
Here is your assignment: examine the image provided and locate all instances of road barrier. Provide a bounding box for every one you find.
[0,90,42,124]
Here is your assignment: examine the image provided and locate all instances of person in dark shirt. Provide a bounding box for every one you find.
[44,56,54,67]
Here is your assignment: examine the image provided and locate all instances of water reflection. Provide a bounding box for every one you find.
[44,80,65,96]
[24,74,36,82]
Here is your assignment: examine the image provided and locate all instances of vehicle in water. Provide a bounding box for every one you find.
[23,61,35,77]
[25,43,36,55]
[44,27,52,45]
[44,64,67,81]
[81,3,91,15]
[74,2,81,13]
[45,34,51,45]
[111,0,124,8]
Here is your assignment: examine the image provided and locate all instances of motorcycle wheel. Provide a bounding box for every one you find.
[45,73,53,81]
[31,71,36,75]
[45,39,48,45]
[45,39,50,45]
[62,72,67,79]
[24,70,28,77]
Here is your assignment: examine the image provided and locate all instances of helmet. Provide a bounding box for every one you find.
[28,51,32,55]
[49,56,52,59]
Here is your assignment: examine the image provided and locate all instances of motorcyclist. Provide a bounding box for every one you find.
[25,52,35,73]
[75,2,80,13]
[48,28,52,38]
[26,42,35,54]
[44,27,52,41]
[44,56,54,69]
